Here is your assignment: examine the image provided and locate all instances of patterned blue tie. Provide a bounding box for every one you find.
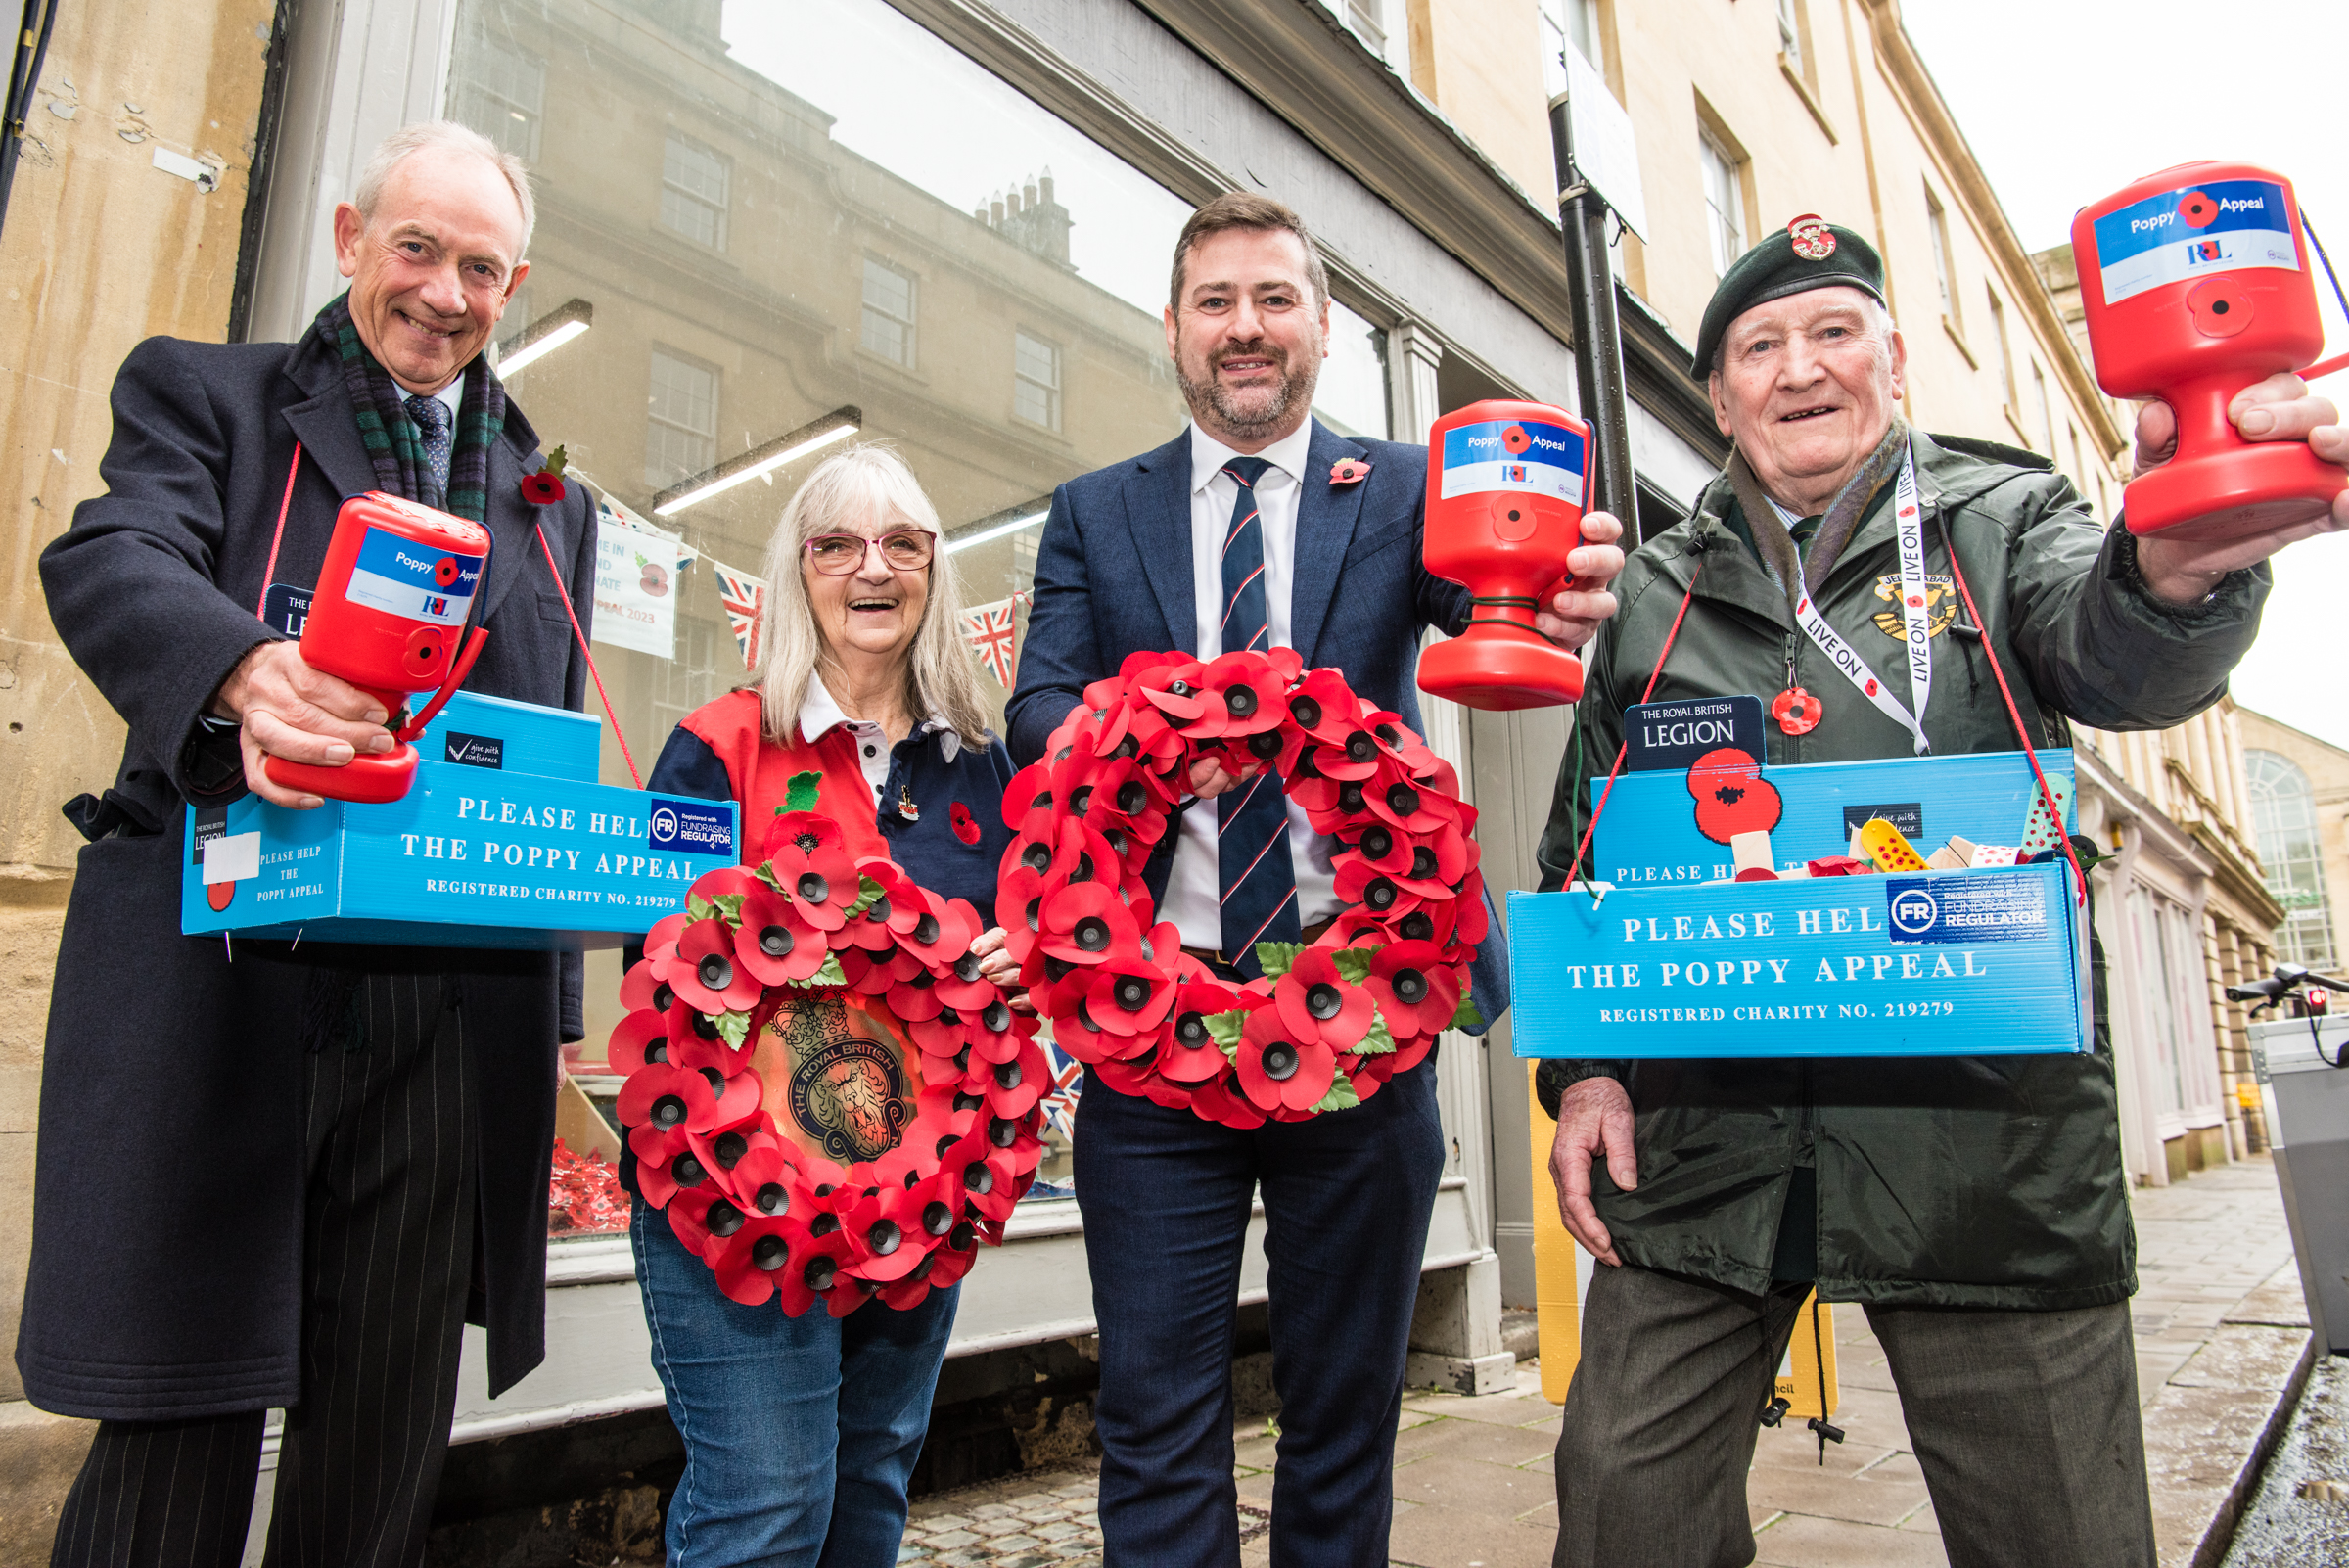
[1216,456,1300,974]
[404,393,452,508]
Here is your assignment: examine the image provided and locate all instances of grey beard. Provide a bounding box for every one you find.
[1178,356,1317,441]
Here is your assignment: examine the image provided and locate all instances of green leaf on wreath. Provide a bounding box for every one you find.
[784,770,824,813]
[789,952,848,990]
[753,860,785,893]
[1203,1008,1249,1064]
[1252,941,1304,980]
[1451,992,1486,1033]
[1330,947,1377,986]
[1355,1007,1397,1056]
[708,892,746,924]
[844,874,887,920]
[713,1009,751,1048]
[1309,1070,1361,1115]
[686,893,714,923]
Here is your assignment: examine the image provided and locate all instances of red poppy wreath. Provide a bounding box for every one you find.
[610,772,1048,1316]
[999,648,1487,1128]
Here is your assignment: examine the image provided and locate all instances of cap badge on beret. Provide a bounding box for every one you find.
[1787,214,1836,261]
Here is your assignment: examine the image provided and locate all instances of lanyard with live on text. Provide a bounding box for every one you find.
[1779,447,1935,755]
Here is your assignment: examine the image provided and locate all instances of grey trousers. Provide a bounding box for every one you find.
[1549,1264,2156,1568]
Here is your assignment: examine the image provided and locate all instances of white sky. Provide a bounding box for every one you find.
[1900,0,2349,751]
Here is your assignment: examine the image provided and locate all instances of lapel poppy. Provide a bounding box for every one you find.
[949,801,982,846]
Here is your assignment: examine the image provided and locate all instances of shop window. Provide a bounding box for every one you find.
[644,347,717,490]
[2032,361,2055,454]
[2247,751,2341,970]
[1014,330,1060,430]
[861,258,917,366]
[453,0,1207,1201]
[661,131,729,250]
[1314,299,1392,441]
[452,34,545,161]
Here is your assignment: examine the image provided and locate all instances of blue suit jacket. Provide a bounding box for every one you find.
[1006,419,1509,1031]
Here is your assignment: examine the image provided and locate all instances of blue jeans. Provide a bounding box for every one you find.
[631,1201,959,1568]
[1075,1058,1447,1568]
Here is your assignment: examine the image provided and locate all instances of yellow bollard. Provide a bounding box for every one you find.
[1525,1064,1837,1420]
[1528,1062,1587,1405]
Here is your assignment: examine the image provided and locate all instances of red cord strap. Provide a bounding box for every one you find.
[1563,562,1703,895]
[1941,547,2088,906]
[536,521,641,790]
[255,442,304,621]
[1563,548,2087,911]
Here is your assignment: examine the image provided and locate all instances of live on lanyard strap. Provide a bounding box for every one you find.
[1789,448,1933,756]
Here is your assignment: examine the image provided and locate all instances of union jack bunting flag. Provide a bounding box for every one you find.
[1039,1050,1083,1144]
[961,597,1019,688]
[712,562,765,672]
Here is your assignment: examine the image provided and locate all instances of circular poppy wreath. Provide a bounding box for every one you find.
[610,772,1047,1317]
[999,647,1488,1128]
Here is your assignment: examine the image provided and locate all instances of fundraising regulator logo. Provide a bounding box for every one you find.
[649,798,735,856]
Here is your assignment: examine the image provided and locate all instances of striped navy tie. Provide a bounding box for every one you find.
[1216,455,1300,975]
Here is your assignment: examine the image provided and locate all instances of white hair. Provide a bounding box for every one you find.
[354,120,535,260]
[752,443,993,751]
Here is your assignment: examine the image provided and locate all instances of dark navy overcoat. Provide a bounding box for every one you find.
[19,330,596,1418]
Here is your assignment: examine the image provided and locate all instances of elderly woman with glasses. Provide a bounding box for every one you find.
[625,443,1022,1567]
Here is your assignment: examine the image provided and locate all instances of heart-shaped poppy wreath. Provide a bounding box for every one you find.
[1000,647,1488,1127]
[610,773,1047,1316]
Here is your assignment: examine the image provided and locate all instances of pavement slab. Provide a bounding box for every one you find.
[898,1160,2302,1568]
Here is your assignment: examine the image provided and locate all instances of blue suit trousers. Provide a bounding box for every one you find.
[1075,1060,1448,1567]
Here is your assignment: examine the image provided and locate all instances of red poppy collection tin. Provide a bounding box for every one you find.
[183,690,739,948]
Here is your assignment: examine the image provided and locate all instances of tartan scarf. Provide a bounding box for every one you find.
[311,292,506,521]
[1727,417,1911,613]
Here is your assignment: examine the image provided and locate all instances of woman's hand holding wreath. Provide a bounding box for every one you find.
[609,771,1049,1316]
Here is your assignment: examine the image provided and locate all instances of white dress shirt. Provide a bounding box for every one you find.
[798,677,959,809]
[1163,420,1341,950]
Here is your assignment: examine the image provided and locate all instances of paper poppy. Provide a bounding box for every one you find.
[1234,1008,1336,1114]
[763,813,860,929]
[707,1214,796,1305]
[608,1008,669,1075]
[1271,948,1376,1053]
[950,801,981,845]
[734,884,830,985]
[1364,940,1461,1040]
[668,917,764,1014]
[1329,456,1371,484]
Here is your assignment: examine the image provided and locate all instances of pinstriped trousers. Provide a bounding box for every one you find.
[50,972,480,1568]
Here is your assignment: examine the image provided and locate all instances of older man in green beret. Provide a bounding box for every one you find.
[1530,215,2347,1568]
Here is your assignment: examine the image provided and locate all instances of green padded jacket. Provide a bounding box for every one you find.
[1530,429,2269,1309]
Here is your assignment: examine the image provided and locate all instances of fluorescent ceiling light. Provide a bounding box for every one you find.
[944,508,1049,554]
[496,297,594,377]
[652,406,862,517]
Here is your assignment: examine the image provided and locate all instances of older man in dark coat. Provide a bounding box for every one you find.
[21,120,597,1568]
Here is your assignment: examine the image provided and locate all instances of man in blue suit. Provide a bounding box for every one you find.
[1007,193,1625,1567]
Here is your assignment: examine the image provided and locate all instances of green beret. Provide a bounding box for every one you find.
[1690,215,1886,379]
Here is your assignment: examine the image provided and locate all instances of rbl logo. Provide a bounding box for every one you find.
[1503,464,1528,483]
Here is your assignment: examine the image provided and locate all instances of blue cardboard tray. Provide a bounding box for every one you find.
[181,693,730,949]
[1510,749,2090,1058]
[1507,862,2090,1058]
[1590,750,2074,884]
